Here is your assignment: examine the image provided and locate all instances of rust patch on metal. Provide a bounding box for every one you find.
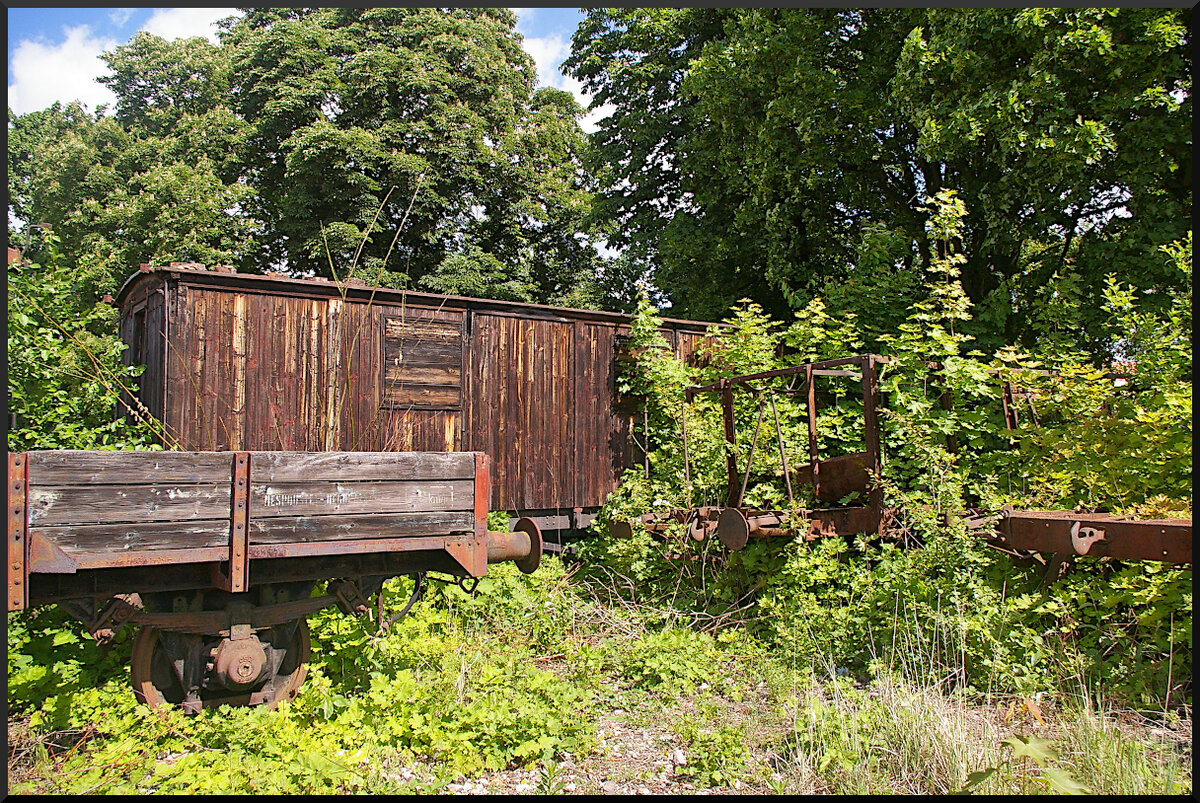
[26,530,78,574]
[221,452,251,591]
[9,452,28,610]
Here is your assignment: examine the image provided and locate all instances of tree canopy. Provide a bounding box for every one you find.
[7,7,1191,357]
[567,8,1191,355]
[8,8,605,307]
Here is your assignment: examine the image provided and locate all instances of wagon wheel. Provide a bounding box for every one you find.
[130,626,192,708]
[131,618,311,711]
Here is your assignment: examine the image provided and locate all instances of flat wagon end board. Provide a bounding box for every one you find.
[11,449,497,610]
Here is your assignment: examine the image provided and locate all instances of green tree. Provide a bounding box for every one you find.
[7,234,160,451]
[9,32,256,297]
[98,31,233,136]
[568,8,1191,354]
[222,8,603,302]
[10,105,256,298]
[11,11,607,308]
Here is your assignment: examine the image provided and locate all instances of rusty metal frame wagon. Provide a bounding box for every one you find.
[619,353,1192,571]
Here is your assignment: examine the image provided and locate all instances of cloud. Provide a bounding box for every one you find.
[522,34,572,91]
[109,9,136,28]
[520,33,612,134]
[7,25,119,115]
[141,8,239,43]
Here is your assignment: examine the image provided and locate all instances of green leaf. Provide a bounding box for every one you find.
[1003,734,1058,765]
[1041,767,1089,795]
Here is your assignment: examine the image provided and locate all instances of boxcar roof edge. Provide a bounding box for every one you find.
[116,265,725,331]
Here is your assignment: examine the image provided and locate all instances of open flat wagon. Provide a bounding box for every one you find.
[8,449,540,711]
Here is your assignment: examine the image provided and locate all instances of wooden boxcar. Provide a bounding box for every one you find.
[116,263,715,534]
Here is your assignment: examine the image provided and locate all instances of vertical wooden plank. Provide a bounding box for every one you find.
[231,294,247,450]
[138,287,166,431]
[306,298,322,451]
[189,289,208,449]
[324,298,342,451]
[494,316,508,509]
[163,283,186,448]
[459,311,470,453]
[211,291,236,451]
[8,452,28,611]
[573,321,586,508]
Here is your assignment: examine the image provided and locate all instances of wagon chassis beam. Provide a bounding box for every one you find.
[971,508,1192,565]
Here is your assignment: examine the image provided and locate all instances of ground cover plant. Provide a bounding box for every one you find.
[7,559,1191,794]
[7,5,1190,793]
[7,202,1191,796]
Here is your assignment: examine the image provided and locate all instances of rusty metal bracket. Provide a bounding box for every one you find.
[8,452,28,611]
[378,572,427,632]
[214,452,251,593]
[990,510,1190,563]
[87,593,142,644]
[469,452,490,578]
[333,579,371,617]
[1069,521,1106,555]
[720,380,740,506]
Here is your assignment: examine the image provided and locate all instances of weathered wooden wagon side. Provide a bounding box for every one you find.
[8,449,541,710]
[117,264,715,535]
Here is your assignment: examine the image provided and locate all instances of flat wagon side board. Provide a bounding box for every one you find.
[11,450,498,611]
[246,451,477,548]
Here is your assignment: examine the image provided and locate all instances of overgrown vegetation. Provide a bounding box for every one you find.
[589,195,1190,711]
[7,231,163,451]
[6,6,1190,795]
[7,560,1190,794]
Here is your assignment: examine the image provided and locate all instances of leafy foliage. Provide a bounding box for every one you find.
[588,193,1191,706]
[9,9,610,307]
[7,562,597,794]
[7,236,162,450]
[567,8,1191,357]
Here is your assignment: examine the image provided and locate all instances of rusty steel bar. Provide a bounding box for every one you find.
[806,364,820,500]
[715,505,884,551]
[228,452,251,592]
[769,392,794,507]
[1001,381,1018,429]
[485,517,542,574]
[991,511,1192,563]
[720,381,740,506]
[9,452,28,611]
[686,355,888,395]
[860,355,883,528]
[734,397,765,510]
[473,452,490,577]
[247,534,471,561]
[680,402,691,491]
